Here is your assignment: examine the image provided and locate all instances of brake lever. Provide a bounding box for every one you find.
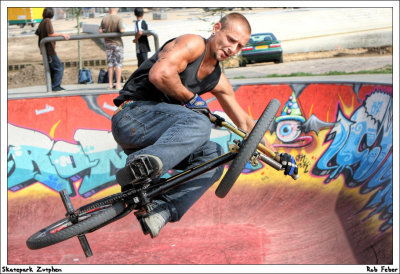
[209,113,225,127]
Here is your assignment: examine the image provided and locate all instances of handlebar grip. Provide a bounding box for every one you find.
[259,153,282,170]
[259,154,299,180]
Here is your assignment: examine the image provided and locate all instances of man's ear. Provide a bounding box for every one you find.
[213,22,222,33]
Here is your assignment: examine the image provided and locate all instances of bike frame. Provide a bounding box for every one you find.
[57,113,286,257]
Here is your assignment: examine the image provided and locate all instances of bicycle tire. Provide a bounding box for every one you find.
[215,99,281,198]
[26,201,125,250]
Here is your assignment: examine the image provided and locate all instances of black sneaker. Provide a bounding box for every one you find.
[116,154,163,187]
[52,86,66,91]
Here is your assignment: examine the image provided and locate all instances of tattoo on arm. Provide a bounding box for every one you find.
[156,39,193,63]
[157,39,179,62]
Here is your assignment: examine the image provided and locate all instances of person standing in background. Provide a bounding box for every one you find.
[35,7,70,92]
[99,8,126,90]
[133,8,151,67]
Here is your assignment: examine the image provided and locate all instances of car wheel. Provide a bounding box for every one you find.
[274,56,284,64]
[239,59,247,67]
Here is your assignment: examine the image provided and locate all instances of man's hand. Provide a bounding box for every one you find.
[185,94,210,117]
[274,153,298,176]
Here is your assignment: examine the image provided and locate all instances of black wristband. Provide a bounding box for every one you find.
[185,94,197,105]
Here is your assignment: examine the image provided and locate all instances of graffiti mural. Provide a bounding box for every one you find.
[6,118,257,197]
[7,124,126,197]
[270,90,335,148]
[8,94,122,197]
[312,89,393,232]
[7,83,393,235]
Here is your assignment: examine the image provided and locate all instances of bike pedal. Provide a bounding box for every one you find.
[134,207,147,217]
[117,155,161,187]
[128,157,153,178]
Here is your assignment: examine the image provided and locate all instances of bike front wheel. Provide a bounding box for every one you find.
[26,200,125,250]
[215,99,281,198]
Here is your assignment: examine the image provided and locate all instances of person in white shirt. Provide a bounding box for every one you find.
[133,8,151,67]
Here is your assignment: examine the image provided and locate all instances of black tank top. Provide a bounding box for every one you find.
[113,37,221,106]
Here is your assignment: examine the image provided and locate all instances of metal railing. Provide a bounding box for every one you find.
[39,30,159,92]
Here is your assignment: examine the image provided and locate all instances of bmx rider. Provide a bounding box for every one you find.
[111,13,298,238]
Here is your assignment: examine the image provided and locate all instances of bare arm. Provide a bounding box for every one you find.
[48,32,70,40]
[133,29,142,43]
[133,32,141,43]
[149,34,205,103]
[133,20,148,43]
[211,73,274,151]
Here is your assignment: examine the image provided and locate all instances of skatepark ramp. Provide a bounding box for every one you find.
[6,79,395,270]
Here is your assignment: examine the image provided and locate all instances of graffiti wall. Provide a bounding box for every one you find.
[7,82,393,263]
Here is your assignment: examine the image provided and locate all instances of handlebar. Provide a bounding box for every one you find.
[209,113,299,181]
[209,113,277,158]
[258,153,299,180]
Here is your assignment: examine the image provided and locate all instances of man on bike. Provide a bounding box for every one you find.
[112,12,298,238]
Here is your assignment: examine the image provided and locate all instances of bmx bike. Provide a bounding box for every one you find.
[26,99,298,257]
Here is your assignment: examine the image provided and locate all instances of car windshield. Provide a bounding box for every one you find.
[248,34,276,45]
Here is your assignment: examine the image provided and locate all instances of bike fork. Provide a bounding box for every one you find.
[60,189,93,257]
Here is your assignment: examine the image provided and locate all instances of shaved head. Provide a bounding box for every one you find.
[219,13,251,34]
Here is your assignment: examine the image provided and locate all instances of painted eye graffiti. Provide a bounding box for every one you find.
[279,124,292,136]
[276,120,302,143]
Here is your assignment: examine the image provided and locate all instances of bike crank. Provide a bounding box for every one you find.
[59,189,93,257]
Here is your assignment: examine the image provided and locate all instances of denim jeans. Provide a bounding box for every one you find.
[136,52,148,67]
[112,101,224,221]
[48,55,64,90]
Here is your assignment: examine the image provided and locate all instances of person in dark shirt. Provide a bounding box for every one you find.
[112,13,298,238]
[132,8,151,67]
[35,7,70,91]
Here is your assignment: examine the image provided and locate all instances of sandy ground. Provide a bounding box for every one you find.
[7,41,392,89]
[7,7,392,89]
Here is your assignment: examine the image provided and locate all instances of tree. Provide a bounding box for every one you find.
[68,8,83,69]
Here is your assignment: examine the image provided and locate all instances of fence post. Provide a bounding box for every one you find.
[39,40,52,92]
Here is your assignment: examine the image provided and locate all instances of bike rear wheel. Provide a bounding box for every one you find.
[215,99,281,198]
[26,200,125,250]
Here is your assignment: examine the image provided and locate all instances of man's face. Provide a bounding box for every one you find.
[212,21,250,61]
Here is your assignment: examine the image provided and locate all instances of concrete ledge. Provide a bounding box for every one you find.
[82,23,100,35]
[8,74,392,100]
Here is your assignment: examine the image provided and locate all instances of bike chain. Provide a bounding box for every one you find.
[75,188,140,214]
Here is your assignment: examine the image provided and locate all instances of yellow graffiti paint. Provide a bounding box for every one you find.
[49,120,61,138]
[248,105,253,120]
[309,104,314,118]
[8,183,59,200]
[337,93,355,117]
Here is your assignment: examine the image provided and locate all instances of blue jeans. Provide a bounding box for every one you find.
[111,101,224,221]
[48,55,64,90]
